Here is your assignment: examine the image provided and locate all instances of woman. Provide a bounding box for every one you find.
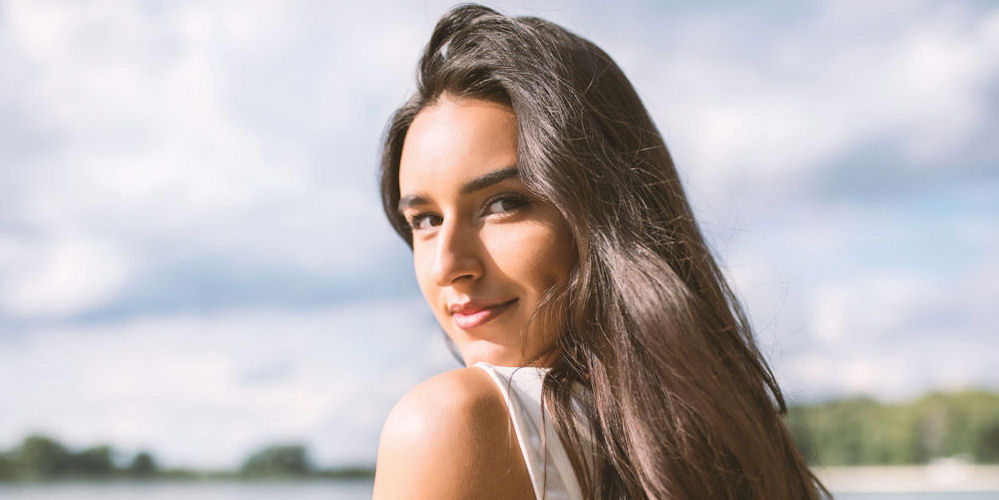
[373,4,827,499]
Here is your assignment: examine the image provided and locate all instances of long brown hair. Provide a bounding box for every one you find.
[379,4,828,499]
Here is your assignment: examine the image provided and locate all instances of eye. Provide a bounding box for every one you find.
[483,193,531,216]
[408,213,442,231]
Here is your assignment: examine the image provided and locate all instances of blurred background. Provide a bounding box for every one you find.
[1,0,996,497]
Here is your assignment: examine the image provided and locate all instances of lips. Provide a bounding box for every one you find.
[449,298,517,330]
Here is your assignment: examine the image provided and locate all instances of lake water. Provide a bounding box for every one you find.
[0,479,374,499]
[1,480,998,499]
[837,494,999,499]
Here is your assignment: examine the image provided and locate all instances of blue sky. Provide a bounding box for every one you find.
[1,0,996,468]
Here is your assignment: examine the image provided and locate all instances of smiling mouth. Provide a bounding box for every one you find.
[452,298,518,330]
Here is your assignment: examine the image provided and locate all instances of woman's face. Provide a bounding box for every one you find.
[398,95,576,367]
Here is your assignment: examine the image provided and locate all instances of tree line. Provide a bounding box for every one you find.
[0,436,372,481]
[1,389,996,480]
[0,435,157,480]
[787,389,999,465]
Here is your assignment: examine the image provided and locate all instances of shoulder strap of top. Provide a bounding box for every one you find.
[474,361,583,500]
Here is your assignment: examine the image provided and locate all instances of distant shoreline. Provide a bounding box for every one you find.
[4,465,999,494]
[0,469,375,483]
[813,464,999,493]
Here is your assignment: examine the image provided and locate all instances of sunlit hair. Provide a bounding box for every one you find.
[380,4,828,498]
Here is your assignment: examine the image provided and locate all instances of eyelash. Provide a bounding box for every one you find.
[406,193,532,232]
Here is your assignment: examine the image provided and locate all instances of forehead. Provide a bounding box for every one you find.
[398,96,519,195]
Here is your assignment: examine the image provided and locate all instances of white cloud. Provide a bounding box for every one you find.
[808,275,933,344]
[613,1,999,201]
[713,191,999,402]
[0,297,453,468]
[0,233,131,317]
[770,260,999,401]
[0,0,433,320]
[779,335,999,403]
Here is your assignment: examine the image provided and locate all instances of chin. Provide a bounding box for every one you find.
[458,340,524,367]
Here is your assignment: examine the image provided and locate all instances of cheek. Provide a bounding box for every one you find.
[487,222,575,291]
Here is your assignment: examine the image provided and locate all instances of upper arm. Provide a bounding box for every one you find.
[372,367,535,500]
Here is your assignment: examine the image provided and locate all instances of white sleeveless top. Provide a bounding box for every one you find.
[474,361,586,500]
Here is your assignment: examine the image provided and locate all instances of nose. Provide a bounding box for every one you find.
[431,217,483,286]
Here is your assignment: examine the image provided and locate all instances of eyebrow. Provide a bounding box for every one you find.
[398,166,519,211]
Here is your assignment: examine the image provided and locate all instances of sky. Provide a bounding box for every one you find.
[1,0,997,469]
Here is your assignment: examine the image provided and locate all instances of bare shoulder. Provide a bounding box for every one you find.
[372,366,534,500]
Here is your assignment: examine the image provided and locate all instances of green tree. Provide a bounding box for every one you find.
[789,390,999,466]
[18,435,71,478]
[71,445,114,475]
[240,444,311,477]
[974,421,999,462]
[128,451,158,477]
[0,451,17,480]
[786,405,817,464]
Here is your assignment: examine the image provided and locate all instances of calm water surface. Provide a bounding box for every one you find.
[0,481,997,499]
[0,479,374,499]
[838,494,999,499]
